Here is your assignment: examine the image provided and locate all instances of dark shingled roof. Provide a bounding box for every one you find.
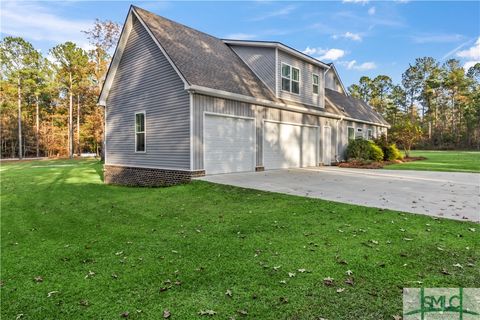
[133,6,388,126]
[325,88,389,125]
[133,6,277,102]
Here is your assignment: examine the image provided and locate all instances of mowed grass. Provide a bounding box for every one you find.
[1,159,479,320]
[385,150,480,173]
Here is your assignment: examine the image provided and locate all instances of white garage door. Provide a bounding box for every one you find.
[204,114,255,175]
[263,121,318,169]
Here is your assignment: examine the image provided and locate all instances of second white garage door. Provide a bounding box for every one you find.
[263,121,318,169]
[204,114,255,175]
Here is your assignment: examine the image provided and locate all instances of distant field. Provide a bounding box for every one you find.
[385,150,480,173]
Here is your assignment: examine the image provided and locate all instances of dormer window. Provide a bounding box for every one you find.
[312,74,319,95]
[281,63,300,94]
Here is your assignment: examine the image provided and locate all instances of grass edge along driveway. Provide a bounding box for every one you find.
[385,150,480,173]
[1,159,479,319]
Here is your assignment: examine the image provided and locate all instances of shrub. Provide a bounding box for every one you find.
[374,134,403,161]
[369,143,384,162]
[346,138,384,161]
[384,143,403,161]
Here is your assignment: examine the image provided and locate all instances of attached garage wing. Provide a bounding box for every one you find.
[204,113,255,175]
[263,121,318,170]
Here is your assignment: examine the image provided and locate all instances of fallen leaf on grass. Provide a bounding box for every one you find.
[336,288,345,293]
[16,314,24,320]
[279,296,288,304]
[345,278,355,286]
[403,238,413,241]
[237,309,248,316]
[453,263,463,269]
[279,280,287,284]
[393,315,402,320]
[79,299,89,307]
[225,289,232,297]
[297,268,306,273]
[198,310,216,316]
[47,291,59,297]
[120,311,129,318]
[346,270,353,276]
[115,251,123,256]
[163,310,171,318]
[323,277,334,286]
[441,268,451,275]
[468,228,475,232]
[273,266,281,271]
[85,271,95,279]
[288,272,296,278]
[34,276,43,283]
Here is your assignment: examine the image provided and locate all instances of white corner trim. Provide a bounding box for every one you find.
[98,8,134,106]
[275,47,279,97]
[189,92,194,171]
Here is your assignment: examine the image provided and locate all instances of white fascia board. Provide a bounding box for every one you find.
[98,7,134,106]
[186,84,342,120]
[98,6,190,106]
[329,64,348,96]
[223,40,331,70]
[132,8,189,87]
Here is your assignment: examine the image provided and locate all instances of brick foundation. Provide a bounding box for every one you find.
[104,165,205,187]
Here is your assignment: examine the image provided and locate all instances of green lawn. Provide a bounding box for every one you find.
[385,150,480,173]
[1,159,479,319]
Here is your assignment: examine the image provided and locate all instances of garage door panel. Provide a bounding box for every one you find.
[264,121,317,170]
[204,114,255,175]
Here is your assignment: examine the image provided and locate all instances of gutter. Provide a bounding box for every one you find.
[186,84,343,120]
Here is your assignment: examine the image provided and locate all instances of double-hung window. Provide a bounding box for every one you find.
[312,74,319,95]
[367,129,373,140]
[135,112,146,152]
[281,63,300,94]
[347,127,355,140]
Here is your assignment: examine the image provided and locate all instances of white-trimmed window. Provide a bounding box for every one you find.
[367,129,373,140]
[356,128,364,139]
[281,63,300,94]
[312,74,319,95]
[135,112,146,152]
[347,127,355,140]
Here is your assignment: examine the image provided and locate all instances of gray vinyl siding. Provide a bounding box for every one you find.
[338,121,380,160]
[325,69,344,93]
[277,50,325,108]
[192,94,338,170]
[229,45,276,94]
[106,15,190,170]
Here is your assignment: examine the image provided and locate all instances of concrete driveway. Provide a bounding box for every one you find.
[198,167,480,222]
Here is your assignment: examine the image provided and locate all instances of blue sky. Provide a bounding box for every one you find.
[1,1,479,87]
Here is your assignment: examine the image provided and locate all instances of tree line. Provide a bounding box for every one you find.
[2,22,479,159]
[0,20,120,159]
[348,58,480,150]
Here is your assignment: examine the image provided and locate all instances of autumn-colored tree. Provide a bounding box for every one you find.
[50,42,90,158]
[392,116,423,157]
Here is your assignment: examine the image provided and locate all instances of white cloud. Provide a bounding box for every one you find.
[342,0,369,4]
[456,37,480,71]
[341,60,377,70]
[224,33,257,40]
[412,33,465,44]
[332,32,362,41]
[456,37,480,60]
[1,1,92,47]
[251,5,297,21]
[368,7,376,15]
[303,47,346,61]
[464,60,480,71]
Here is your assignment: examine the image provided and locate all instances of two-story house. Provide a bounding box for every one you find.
[99,6,389,186]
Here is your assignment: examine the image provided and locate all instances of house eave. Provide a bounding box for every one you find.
[222,39,331,70]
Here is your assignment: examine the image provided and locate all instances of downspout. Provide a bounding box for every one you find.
[336,116,344,163]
